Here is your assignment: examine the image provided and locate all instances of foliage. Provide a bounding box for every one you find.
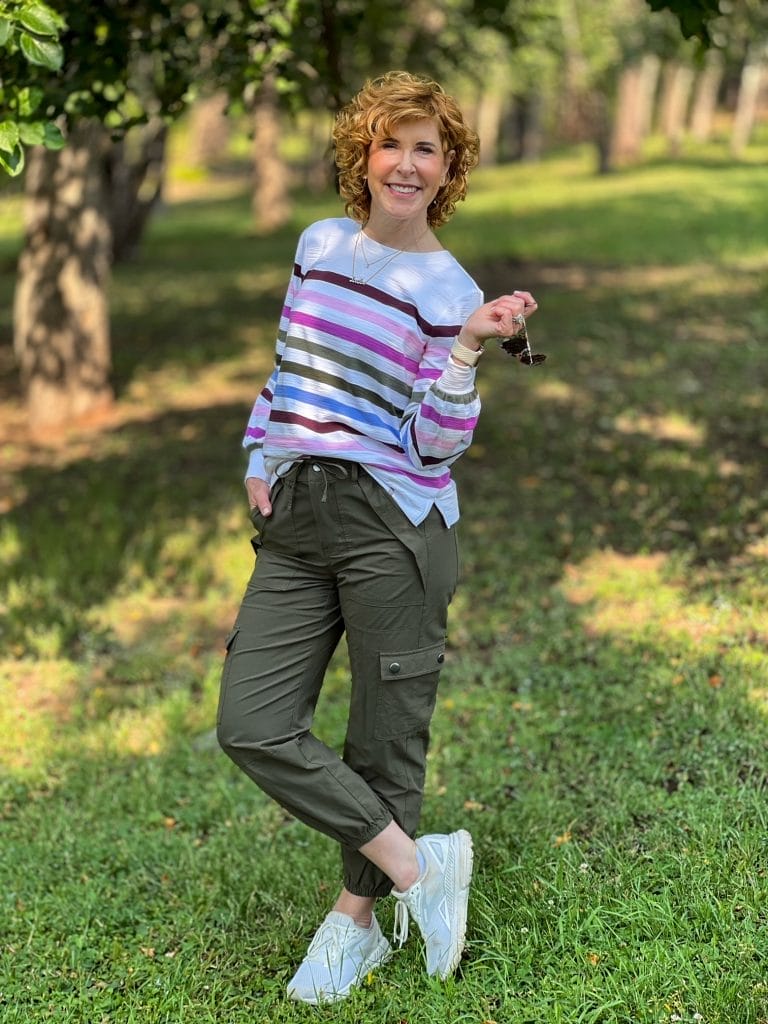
[0,0,66,175]
[645,0,724,43]
[0,0,298,175]
[1,135,768,1018]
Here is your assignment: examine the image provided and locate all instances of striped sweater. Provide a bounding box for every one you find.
[243,217,484,526]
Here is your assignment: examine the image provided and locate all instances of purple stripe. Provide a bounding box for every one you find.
[304,269,463,338]
[420,404,479,432]
[299,286,415,342]
[290,311,421,374]
[366,461,450,489]
[245,426,266,440]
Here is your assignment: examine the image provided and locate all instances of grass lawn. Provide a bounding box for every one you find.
[1,138,767,1023]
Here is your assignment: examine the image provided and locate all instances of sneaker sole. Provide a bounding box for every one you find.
[287,937,392,1005]
[438,828,474,979]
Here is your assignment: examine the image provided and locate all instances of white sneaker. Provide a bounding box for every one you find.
[392,830,473,978]
[287,910,392,1004]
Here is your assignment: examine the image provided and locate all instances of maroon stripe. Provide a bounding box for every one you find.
[303,268,462,339]
[270,409,403,450]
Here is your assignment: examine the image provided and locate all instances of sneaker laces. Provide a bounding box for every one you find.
[305,919,345,964]
[393,899,410,948]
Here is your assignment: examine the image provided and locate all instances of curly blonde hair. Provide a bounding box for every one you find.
[332,71,480,230]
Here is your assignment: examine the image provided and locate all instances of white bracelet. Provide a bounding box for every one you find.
[450,338,484,366]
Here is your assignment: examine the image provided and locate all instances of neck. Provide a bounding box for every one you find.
[362,216,437,252]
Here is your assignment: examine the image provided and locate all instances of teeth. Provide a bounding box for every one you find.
[390,185,417,194]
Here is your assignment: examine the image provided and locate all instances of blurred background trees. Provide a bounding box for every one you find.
[1,0,766,430]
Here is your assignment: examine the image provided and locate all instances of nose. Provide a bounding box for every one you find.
[397,148,415,174]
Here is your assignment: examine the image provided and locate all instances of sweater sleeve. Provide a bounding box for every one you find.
[398,329,482,471]
[241,237,306,480]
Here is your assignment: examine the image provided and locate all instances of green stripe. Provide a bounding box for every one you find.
[288,334,412,400]
[279,358,406,420]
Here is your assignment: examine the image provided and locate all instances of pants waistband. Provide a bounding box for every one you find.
[291,458,361,482]
[278,458,361,504]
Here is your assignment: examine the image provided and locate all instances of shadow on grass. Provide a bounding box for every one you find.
[1,400,249,656]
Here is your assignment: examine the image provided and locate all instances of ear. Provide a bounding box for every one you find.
[442,148,455,184]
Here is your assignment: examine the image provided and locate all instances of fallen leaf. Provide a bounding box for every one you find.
[463,800,485,812]
[554,829,572,846]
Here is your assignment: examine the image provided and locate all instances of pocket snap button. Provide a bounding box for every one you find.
[437,653,445,664]
[388,662,401,674]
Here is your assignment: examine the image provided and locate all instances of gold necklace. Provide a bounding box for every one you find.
[359,231,400,269]
[350,228,431,286]
[350,230,404,286]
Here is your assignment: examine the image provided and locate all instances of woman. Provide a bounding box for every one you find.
[217,70,538,1004]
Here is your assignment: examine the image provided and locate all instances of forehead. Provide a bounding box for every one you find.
[373,116,444,145]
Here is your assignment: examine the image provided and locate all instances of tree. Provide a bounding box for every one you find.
[7,0,297,430]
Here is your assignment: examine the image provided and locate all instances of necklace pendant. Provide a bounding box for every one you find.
[350,275,365,285]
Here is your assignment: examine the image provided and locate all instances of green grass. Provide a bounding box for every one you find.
[1,140,768,1023]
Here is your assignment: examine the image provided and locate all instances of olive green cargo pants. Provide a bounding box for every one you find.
[216,459,458,898]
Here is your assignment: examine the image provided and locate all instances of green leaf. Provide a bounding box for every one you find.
[16,85,45,116]
[43,121,64,149]
[0,17,12,46]
[19,120,45,145]
[0,119,20,153]
[0,142,24,176]
[19,31,63,70]
[18,2,64,37]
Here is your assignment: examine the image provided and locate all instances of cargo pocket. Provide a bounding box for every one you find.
[374,639,446,740]
[216,626,240,727]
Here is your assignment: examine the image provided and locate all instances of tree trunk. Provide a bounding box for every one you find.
[518,91,545,163]
[731,45,767,155]
[106,117,167,263]
[637,54,661,138]
[187,91,230,168]
[13,120,113,432]
[610,62,645,166]
[251,76,291,233]
[689,49,724,142]
[303,112,334,194]
[609,55,660,166]
[659,61,695,156]
[475,87,505,166]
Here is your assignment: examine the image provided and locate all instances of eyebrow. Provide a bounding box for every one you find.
[379,136,438,146]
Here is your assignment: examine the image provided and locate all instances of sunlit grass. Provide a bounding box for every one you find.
[2,138,768,1022]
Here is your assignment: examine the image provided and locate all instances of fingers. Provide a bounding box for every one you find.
[512,290,538,313]
[246,476,273,517]
[490,291,538,321]
[460,289,539,347]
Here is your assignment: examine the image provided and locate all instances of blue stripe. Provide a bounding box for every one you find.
[274,383,398,437]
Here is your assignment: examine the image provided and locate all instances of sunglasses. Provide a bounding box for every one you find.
[500,315,547,366]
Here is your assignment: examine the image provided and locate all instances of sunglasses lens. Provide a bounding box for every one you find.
[500,332,546,366]
[501,336,527,355]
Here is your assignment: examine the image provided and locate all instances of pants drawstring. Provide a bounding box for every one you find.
[311,460,350,502]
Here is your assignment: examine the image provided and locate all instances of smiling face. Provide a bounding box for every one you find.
[365,118,454,234]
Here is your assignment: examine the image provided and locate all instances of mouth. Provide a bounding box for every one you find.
[386,183,420,195]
